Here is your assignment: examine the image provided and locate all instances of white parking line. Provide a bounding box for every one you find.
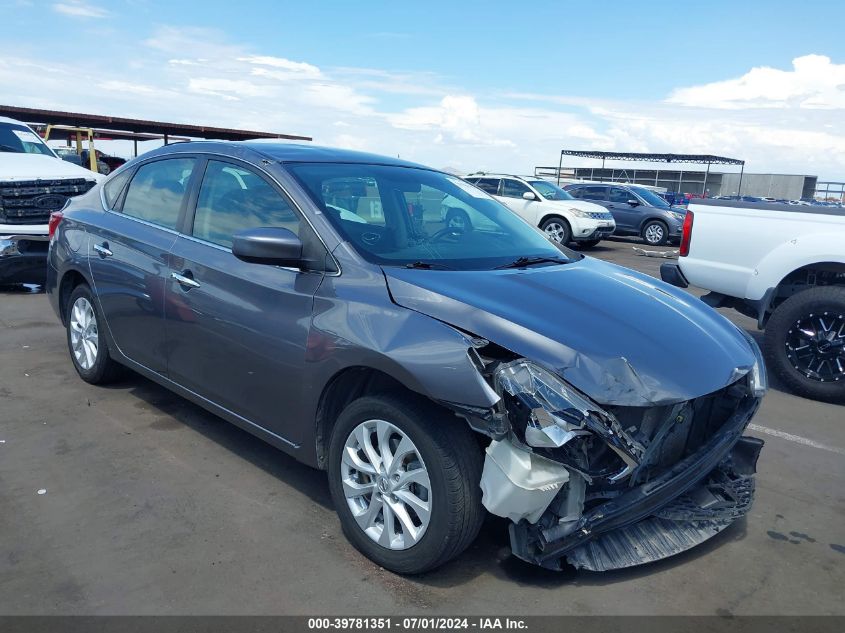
[748,423,845,457]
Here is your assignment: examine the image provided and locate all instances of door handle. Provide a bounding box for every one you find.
[171,271,201,289]
[93,243,113,258]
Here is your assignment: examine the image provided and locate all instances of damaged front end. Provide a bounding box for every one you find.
[470,354,765,572]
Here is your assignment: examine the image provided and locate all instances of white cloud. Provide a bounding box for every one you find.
[52,0,108,18]
[2,27,842,179]
[237,55,321,78]
[668,54,845,110]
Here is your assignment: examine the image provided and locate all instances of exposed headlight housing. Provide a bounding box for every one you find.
[737,329,768,397]
[670,211,686,221]
[493,360,644,481]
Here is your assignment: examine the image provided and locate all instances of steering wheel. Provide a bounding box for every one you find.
[430,225,466,242]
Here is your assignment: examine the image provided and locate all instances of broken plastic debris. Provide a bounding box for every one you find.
[37,489,46,495]
[632,246,678,259]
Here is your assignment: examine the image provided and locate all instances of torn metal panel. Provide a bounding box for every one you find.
[383,256,757,406]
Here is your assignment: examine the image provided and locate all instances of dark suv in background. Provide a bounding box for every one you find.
[564,183,687,246]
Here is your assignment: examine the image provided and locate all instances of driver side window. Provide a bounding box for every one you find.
[501,179,531,199]
[609,187,632,204]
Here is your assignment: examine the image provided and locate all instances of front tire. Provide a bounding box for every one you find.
[327,394,484,574]
[540,216,571,244]
[66,284,124,384]
[764,287,845,403]
[576,239,601,249]
[641,220,669,246]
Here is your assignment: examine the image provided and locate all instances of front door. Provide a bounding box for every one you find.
[88,156,198,374]
[496,178,537,222]
[165,159,325,444]
[607,186,641,232]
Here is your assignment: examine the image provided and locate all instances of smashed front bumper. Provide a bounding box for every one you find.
[507,398,763,571]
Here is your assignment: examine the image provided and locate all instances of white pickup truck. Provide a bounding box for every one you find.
[660,199,845,402]
[1,116,102,285]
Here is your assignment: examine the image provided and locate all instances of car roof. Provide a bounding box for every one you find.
[141,140,432,170]
[0,116,29,126]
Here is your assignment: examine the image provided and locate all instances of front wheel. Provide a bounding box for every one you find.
[576,239,601,249]
[764,287,845,403]
[641,220,669,246]
[540,216,571,244]
[327,394,484,574]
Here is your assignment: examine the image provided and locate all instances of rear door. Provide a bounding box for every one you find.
[165,158,326,444]
[88,156,198,374]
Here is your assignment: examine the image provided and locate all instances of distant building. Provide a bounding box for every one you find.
[552,166,818,200]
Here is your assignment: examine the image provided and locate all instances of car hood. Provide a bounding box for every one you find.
[0,153,103,182]
[383,257,756,407]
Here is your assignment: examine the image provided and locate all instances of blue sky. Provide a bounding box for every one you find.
[2,0,844,178]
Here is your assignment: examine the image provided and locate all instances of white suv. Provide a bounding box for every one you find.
[464,173,616,247]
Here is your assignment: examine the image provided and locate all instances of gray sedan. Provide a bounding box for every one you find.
[47,142,766,574]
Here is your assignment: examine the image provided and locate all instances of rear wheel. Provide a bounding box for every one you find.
[327,394,484,574]
[764,287,845,403]
[540,216,571,244]
[641,220,669,246]
[66,284,124,384]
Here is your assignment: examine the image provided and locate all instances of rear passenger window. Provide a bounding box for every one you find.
[122,158,196,229]
[193,160,301,249]
[578,186,608,200]
[103,169,132,209]
[474,178,500,195]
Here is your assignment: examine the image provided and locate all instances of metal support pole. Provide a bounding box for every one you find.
[737,163,745,197]
[703,162,711,197]
[163,134,169,146]
[133,138,138,157]
[557,151,563,186]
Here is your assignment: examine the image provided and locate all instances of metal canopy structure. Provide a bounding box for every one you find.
[1,104,311,157]
[547,149,747,195]
[558,150,744,166]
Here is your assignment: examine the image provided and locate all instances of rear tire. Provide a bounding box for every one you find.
[540,216,571,244]
[327,394,485,574]
[763,287,845,403]
[66,284,125,384]
[641,220,669,246]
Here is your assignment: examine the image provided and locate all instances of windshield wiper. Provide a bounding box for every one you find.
[494,256,570,270]
[0,144,23,153]
[403,261,453,270]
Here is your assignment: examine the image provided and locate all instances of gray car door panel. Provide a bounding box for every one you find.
[88,157,198,373]
[165,239,322,444]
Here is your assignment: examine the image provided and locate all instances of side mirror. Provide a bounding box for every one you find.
[232,227,303,267]
[627,199,640,206]
[522,191,537,201]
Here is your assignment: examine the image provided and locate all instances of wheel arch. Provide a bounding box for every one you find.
[57,266,92,326]
[314,365,456,470]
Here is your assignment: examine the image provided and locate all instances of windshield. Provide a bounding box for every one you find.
[528,180,574,201]
[288,163,578,271]
[0,123,56,157]
[631,186,671,208]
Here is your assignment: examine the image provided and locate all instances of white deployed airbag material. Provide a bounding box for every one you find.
[480,439,570,524]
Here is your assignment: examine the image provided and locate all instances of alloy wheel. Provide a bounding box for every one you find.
[644,224,665,244]
[69,297,99,371]
[543,222,566,243]
[341,419,432,550]
[785,311,845,382]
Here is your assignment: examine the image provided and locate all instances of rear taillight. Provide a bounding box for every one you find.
[48,211,64,240]
[679,210,694,257]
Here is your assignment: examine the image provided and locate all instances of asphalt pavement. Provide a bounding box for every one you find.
[1,238,843,615]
